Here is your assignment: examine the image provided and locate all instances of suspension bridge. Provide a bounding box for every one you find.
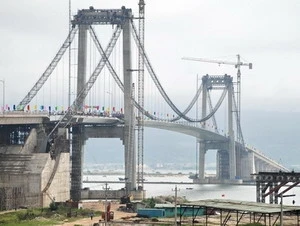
[0,4,289,208]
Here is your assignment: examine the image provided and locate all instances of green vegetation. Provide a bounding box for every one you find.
[142,195,189,208]
[0,205,101,226]
[142,197,156,208]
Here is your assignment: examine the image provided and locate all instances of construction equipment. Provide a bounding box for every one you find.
[182,55,252,69]
[137,0,145,191]
[182,55,252,145]
[101,202,114,221]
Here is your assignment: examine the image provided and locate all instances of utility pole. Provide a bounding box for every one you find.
[103,183,110,226]
[279,194,295,226]
[172,185,180,225]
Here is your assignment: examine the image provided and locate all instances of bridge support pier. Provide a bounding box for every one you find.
[239,151,255,180]
[198,141,206,180]
[217,150,230,179]
[70,126,85,201]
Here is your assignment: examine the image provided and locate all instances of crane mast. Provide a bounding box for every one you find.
[137,0,145,190]
[182,55,252,144]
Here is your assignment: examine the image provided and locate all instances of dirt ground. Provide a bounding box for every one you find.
[56,200,137,226]
[56,201,300,226]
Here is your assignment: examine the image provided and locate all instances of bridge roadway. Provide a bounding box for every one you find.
[143,120,289,172]
[0,113,289,173]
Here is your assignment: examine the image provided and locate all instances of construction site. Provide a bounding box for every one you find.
[0,119,70,210]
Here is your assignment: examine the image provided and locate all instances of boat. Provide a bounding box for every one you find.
[188,174,198,179]
[186,187,193,190]
[119,177,129,181]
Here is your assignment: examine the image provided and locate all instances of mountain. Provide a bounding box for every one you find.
[84,110,300,170]
[242,110,300,169]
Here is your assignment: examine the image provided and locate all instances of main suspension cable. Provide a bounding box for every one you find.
[131,20,227,123]
[17,27,78,110]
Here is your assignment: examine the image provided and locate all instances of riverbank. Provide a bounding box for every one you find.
[1,199,299,226]
[56,200,300,226]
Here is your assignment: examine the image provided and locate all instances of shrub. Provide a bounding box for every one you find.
[49,202,58,211]
[16,209,36,221]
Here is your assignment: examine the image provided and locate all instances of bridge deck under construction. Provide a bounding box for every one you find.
[180,199,300,225]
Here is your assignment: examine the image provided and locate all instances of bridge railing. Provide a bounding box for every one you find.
[0,110,50,116]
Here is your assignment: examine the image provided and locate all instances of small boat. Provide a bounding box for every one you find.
[119,177,129,181]
[186,187,193,190]
[188,174,198,179]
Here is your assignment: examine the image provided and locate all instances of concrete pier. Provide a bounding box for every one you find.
[0,124,70,209]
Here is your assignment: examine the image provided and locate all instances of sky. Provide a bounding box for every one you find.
[0,1,300,168]
[0,0,299,112]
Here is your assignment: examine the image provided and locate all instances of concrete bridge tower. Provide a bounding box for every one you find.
[122,10,137,193]
[198,76,208,180]
[70,23,89,201]
[70,7,136,200]
[199,75,237,181]
[227,77,236,180]
[76,24,88,111]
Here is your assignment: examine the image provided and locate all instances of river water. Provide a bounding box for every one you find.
[83,173,300,205]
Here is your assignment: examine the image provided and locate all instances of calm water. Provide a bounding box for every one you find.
[83,174,300,205]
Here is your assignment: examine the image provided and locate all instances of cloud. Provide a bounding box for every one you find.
[0,0,299,112]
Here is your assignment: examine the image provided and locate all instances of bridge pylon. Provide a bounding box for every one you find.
[123,13,137,193]
[200,75,237,181]
[69,7,137,199]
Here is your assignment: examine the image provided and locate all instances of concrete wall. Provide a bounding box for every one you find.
[0,171,41,209]
[81,188,145,200]
[0,115,48,125]
[0,124,70,209]
[41,153,70,207]
[22,128,37,154]
[0,153,70,209]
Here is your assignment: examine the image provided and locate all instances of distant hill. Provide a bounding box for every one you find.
[84,110,300,171]
[242,110,300,170]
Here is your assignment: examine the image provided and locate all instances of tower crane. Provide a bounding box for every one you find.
[182,55,252,144]
[137,0,145,191]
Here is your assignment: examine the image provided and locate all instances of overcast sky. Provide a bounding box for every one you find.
[0,0,299,112]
